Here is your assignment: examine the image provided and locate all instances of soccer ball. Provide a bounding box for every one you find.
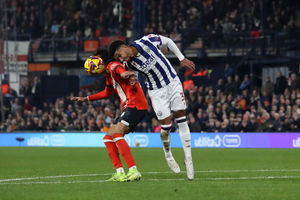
[84,56,105,75]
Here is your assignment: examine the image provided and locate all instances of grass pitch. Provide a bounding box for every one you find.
[0,147,300,200]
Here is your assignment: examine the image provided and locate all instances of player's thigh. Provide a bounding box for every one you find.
[148,88,171,120]
[107,123,129,135]
[117,107,147,133]
[173,109,186,118]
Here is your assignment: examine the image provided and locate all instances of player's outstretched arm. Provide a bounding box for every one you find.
[180,58,195,71]
[120,71,135,79]
[71,97,88,102]
[121,71,137,85]
[72,86,114,102]
[159,35,195,71]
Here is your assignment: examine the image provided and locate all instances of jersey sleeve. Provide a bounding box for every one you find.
[109,62,127,77]
[105,71,113,87]
[88,72,113,101]
[159,35,185,61]
[145,34,162,46]
[88,86,114,101]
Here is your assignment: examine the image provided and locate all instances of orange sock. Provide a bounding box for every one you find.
[103,135,122,169]
[113,133,136,168]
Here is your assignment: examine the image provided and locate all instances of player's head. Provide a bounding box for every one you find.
[94,48,110,65]
[109,40,132,62]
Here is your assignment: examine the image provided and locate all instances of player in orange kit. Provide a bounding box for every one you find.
[72,49,148,182]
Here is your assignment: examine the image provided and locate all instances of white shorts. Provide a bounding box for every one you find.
[148,77,187,120]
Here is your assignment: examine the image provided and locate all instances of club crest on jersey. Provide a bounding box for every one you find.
[147,35,159,41]
[157,111,163,117]
[110,63,119,71]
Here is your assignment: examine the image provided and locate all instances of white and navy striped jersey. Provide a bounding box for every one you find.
[127,34,184,90]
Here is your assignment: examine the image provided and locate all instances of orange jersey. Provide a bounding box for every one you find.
[89,61,148,111]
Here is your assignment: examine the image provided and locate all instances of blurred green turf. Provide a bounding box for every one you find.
[0,147,300,200]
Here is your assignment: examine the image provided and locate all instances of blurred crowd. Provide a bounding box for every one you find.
[2,67,300,133]
[144,0,299,35]
[183,69,300,133]
[3,0,299,40]
[3,0,132,39]
[1,0,300,133]
[1,84,155,133]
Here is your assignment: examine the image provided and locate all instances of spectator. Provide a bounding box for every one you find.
[239,74,252,90]
[289,73,300,91]
[247,114,258,132]
[188,115,202,132]
[262,76,274,96]
[224,76,235,94]
[275,71,287,94]
[232,75,241,95]
[215,78,225,92]
[223,63,234,79]
[31,76,42,108]
[10,98,22,116]
[183,78,195,91]
[51,20,60,35]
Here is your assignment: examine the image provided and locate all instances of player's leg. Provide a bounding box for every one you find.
[160,116,172,154]
[108,123,137,170]
[173,110,194,180]
[170,78,194,180]
[110,107,147,181]
[108,123,140,182]
[103,131,126,182]
[159,116,181,173]
[148,88,180,173]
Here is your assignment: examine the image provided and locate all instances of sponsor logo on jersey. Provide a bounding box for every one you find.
[140,54,155,70]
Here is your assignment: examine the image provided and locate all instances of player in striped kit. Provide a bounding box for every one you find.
[109,34,195,180]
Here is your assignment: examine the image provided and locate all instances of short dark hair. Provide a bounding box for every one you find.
[109,40,126,58]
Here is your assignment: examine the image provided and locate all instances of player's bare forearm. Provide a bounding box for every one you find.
[71,97,88,102]
[120,71,135,79]
[181,58,195,71]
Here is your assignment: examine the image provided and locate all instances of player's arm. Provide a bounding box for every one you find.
[159,35,195,71]
[114,64,137,85]
[71,86,114,102]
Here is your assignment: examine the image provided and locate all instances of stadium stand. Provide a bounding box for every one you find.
[2,70,300,132]
[5,0,133,39]
[1,0,300,133]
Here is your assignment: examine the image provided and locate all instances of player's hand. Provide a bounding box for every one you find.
[121,71,135,79]
[71,97,88,102]
[129,75,138,85]
[181,58,195,71]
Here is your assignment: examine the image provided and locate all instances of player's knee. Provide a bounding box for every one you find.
[106,130,113,136]
[107,125,117,136]
[174,110,186,118]
[108,123,128,135]
[159,115,172,125]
